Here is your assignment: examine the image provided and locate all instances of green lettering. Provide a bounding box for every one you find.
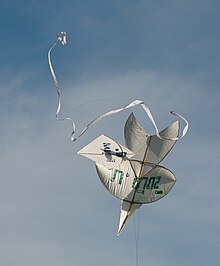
[111,169,124,184]
[146,177,155,189]
[110,169,117,182]
[132,177,138,188]
[153,176,161,189]
[142,177,149,189]
[118,171,124,184]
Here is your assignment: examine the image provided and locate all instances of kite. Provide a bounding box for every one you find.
[48,32,189,235]
[78,113,180,235]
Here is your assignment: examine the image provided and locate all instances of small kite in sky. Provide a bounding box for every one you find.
[48,32,189,235]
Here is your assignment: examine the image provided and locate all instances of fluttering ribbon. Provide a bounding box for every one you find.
[48,32,76,138]
[48,32,189,142]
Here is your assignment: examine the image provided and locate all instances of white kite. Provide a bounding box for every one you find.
[48,32,189,235]
[78,113,181,235]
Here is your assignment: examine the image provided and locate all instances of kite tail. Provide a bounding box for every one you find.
[48,32,189,142]
[48,32,76,141]
[71,99,189,141]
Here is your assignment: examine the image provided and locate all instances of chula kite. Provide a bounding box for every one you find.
[48,32,189,235]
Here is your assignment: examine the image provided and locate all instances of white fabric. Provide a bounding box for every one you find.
[124,112,149,156]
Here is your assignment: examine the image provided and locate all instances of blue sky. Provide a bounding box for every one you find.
[0,1,219,265]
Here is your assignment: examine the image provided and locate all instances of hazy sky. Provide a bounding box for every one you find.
[0,1,219,265]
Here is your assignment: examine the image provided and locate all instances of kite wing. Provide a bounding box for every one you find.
[77,134,134,169]
[125,112,179,163]
[95,162,176,203]
[96,161,176,234]
[124,112,149,157]
[124,113,179,176]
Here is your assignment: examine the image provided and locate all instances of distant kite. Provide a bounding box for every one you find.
[48,32,189,235]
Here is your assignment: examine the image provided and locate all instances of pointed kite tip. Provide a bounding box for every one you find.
[117,230,121,236]
[117,223,124,236]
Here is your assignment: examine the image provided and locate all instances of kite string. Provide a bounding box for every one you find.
[134,209,140,266]
[48,32,189,142]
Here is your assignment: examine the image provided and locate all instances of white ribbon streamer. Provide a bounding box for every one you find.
[48,32,189,142]
[48,32,76,138]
